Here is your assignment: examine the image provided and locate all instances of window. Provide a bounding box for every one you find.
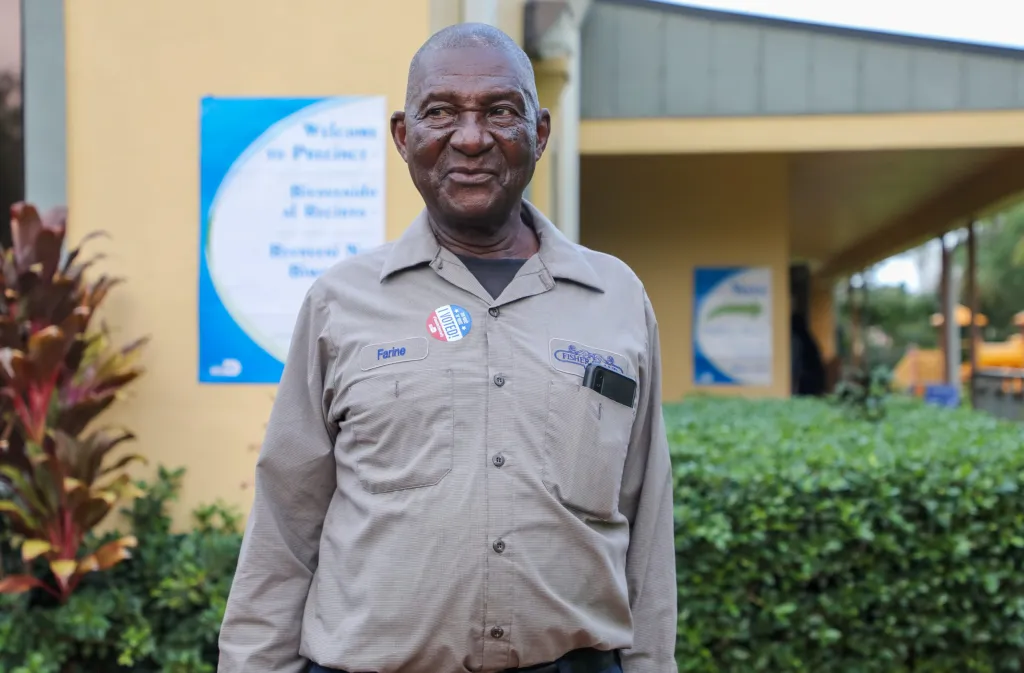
[0,0,23,247]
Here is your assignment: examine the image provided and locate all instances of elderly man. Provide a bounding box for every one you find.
[218,22,676,673]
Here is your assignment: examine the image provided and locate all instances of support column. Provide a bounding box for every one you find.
[860,273,870,368]
[461,0,498,25]
[522,0,589,242]
[849,277,863,369]
[967,221,978,401]
[555,28,580,243]
[530,58,568,218]
[809,278,837,393]
[940,235,959,387]
[430,0,462,32]
[809,281,836,361]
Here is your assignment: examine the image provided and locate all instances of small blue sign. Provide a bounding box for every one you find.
[923,384,961,408]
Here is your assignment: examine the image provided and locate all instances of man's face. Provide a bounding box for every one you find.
[392,46,551,227]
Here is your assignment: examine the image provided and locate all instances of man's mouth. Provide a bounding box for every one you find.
[446,169,496,185]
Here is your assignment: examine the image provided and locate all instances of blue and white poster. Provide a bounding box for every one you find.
[693,266,773,386]
[198,96,386,384]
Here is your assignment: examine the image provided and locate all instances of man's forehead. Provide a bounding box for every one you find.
[410,46,530,96]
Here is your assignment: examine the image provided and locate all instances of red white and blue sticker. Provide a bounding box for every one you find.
[427,304,472,342]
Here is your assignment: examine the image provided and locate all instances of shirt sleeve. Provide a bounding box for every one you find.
[618,289,678,673]
[218,284,339,673]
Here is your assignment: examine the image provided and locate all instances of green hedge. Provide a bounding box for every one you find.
[669,395,1024,672]
[5,397,1024,671]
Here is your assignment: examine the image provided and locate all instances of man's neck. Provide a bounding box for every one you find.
[429,203,539,260]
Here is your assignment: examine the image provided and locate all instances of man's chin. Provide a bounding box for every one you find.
[437,195,513,226]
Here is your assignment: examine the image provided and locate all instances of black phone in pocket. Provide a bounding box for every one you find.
[583,363,637,408]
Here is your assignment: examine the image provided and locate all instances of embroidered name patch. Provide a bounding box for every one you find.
[358,337,429,371]
[427,304,472,342]
[549,338,629,377]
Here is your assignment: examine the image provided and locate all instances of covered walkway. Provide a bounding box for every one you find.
[573,0,1024,399]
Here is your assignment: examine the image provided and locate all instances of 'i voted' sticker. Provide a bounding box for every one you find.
[427,304,472,342]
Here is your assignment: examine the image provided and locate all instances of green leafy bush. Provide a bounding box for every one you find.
[831,365,896,421]
[7,391,1024,672]
[669,395,1024,672]
[0,466,242,673]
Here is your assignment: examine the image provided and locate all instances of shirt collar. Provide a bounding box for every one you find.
[379,200,605,293]
[378,208,438,280]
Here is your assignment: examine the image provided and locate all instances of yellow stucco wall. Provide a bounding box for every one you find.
[580,154,792,401]
[64,0,431,524]
[581,111,1024,155]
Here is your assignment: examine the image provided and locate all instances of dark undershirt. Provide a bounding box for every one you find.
[456,255,527,299]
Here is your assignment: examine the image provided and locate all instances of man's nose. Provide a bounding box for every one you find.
[449,112,495,156]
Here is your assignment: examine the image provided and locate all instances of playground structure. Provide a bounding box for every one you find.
[894,308,1024,394]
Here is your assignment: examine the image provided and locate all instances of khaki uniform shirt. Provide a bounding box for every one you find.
[218,202,677,673]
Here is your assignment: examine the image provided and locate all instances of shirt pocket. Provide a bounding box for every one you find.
[542,379,635,520]
[346,368,454,494]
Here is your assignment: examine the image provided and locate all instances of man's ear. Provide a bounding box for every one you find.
[534,108,552,161]
[391,111,409,163]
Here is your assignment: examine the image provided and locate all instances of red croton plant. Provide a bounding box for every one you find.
[0,202,148,603]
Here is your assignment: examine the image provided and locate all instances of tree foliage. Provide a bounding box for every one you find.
[837,283,939,368]
[971,203,1024,339]
[834,200,1024,369]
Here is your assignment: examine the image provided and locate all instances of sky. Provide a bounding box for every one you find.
[662,0,1024,51]
[874,255,925,293]
[663,1,1023,292]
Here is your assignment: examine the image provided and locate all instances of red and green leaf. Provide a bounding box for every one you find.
[20,538,53,562]
[0,500,38,536]
[92,536,137,570]
[0,574,48,595]
[0,202,147,603]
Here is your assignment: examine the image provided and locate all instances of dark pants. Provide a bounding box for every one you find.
[308,648,621,673]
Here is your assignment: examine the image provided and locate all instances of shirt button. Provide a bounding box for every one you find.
[493,539,506,554]
[493,374,506,387]
[488,307,500,318]
[492,454,505,468]
[490,626,505,639]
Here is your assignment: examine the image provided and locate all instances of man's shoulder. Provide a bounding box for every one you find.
[573,242,645,292]
[571,242,658,325]
[306,241,396,299]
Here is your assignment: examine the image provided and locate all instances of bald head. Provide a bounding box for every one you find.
[406,23,539,114]
[391,22,552,231]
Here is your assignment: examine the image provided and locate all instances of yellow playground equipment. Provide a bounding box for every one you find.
[893,307,1024,394]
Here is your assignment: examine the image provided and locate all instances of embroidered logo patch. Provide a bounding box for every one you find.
[550,338,628,377]
[358,337,429,371]
[427,304,472,342]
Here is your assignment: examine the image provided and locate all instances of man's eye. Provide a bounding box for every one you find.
[492,107,514,117]
[426,108,451,118]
